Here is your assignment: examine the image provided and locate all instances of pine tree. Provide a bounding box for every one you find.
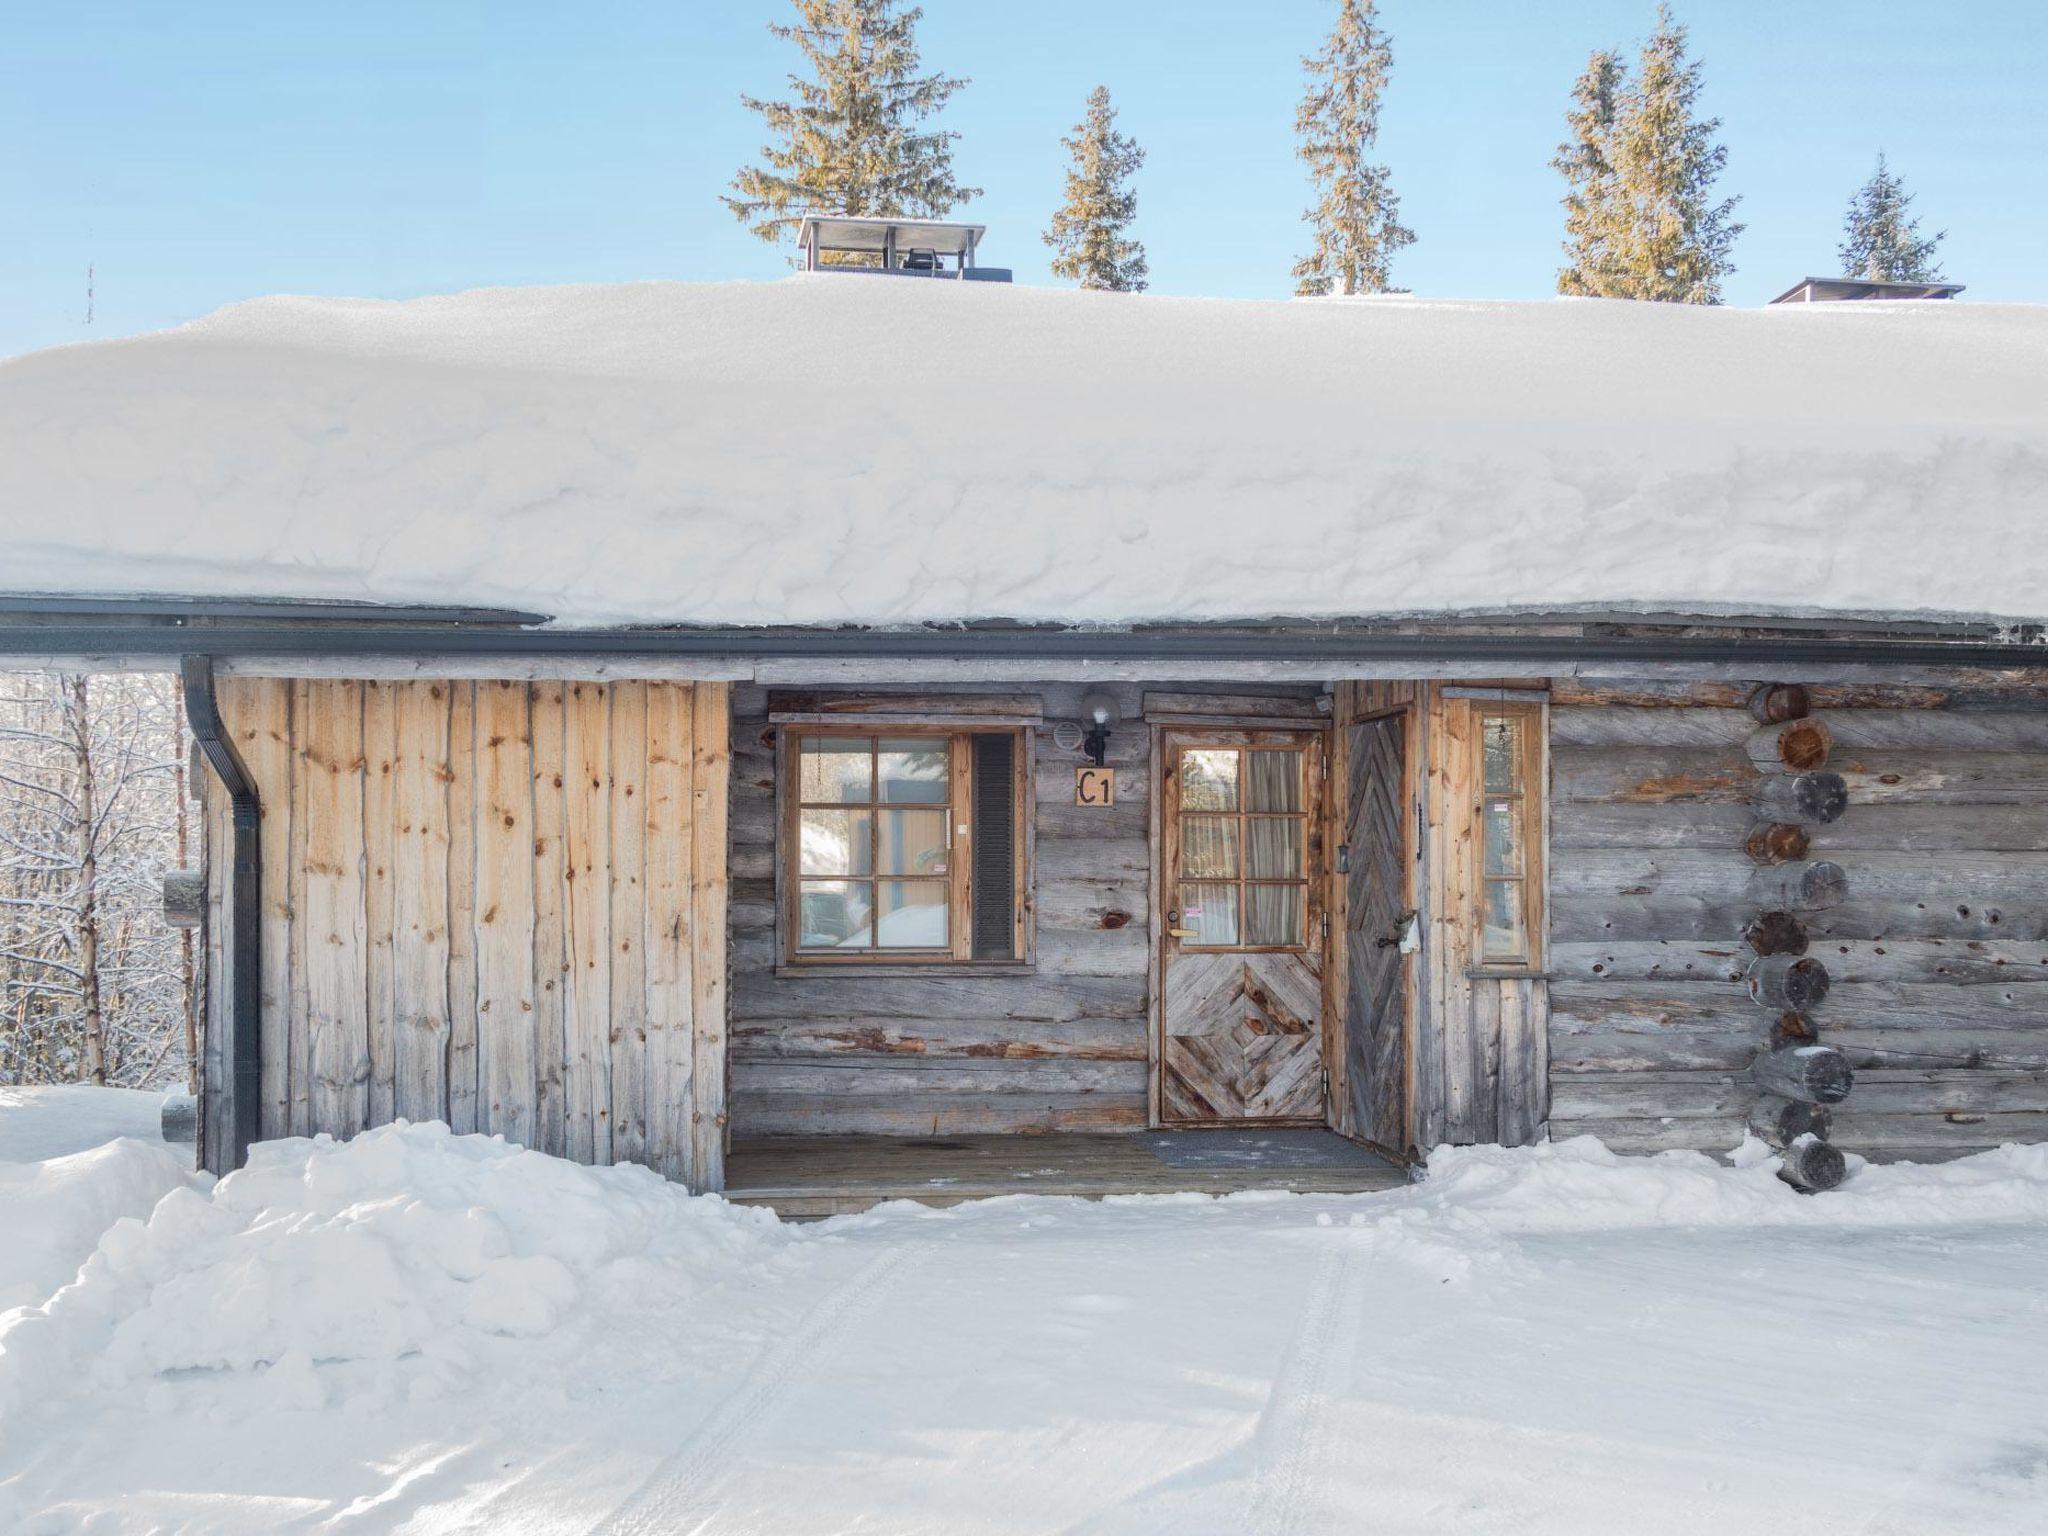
[1292,0,1414,296]
[724,0,978,255]
[1554,7,1741,303]
[1553,50,1624,296]
[1043,87,1149,292]
[1602,6,1742,302]
[1838,153,1945,282]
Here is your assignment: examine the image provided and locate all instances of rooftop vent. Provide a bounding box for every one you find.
[796,215,1012,283]
[1769,276,1965,304]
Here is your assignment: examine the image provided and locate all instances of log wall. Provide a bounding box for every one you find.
[1547,677,2048,1161]
[726,682,1322,1137]
[199,677,729,1188]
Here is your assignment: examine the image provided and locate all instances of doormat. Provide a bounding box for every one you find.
[1136,1129,1394,1171]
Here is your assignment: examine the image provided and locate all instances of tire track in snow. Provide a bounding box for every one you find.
[1246,1237,1369,1536]
[589,1236,935,1536]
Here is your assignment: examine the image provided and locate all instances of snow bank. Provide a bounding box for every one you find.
[0,1084,168,1162]
[0,1137,195,1313]
[3,278,2045,626]
[0,1120,775,1419]
[1414,1133,2048,1231]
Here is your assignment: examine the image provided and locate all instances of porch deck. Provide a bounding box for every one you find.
[724,1128,1409,1217]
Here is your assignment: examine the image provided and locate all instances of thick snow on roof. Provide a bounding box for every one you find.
[2,277,2045,628]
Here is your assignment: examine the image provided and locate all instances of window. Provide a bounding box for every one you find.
[784,727,1025,965]
[1175,744,1310,949]
[1476,706,1544,966]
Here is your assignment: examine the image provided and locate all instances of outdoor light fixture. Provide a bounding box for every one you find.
[1079,690,1119,767]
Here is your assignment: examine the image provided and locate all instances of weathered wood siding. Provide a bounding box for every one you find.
[1414,687,1549,1150]
[200,677,729,1188]
[1548,677,2048,1161]
[727,683,1323,1137]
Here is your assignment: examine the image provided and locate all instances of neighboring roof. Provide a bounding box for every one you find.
[796,215,984,255]
[1,277,2044,629]
[1770,276,1968,304]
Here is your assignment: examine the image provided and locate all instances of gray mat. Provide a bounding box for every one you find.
[1136,1129,1394,1171]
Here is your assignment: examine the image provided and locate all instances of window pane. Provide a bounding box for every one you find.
[1179,883,1240,946]
[877,738,949,803]
[877,807,949,877]
[1483,799,1521,878]
[875,880,949,948]
[1181,749,1239,811]
[800,879,873,948]
[799,809,873,877]
[800,737,872,803]
[1181,816,1239,877]
[1483,716,1522,795]
[1245,750,1302,812]
[1246,816,1302,878]
[1483,880,1524,960]
[1246,885,1304,946]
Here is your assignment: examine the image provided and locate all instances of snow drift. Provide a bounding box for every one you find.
[0,1136,195,1313]
[0,1121,776,1419]
[3,277,2045,627]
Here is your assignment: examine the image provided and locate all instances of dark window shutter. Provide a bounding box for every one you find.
[971,733,1017,959]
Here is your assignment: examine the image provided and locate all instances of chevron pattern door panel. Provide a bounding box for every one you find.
[1158,730,1328,1125]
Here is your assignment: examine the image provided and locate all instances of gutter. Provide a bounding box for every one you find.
[179,656,262,1173]
[5,621,2047,670]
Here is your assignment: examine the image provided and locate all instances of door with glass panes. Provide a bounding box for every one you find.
[1157,730,1328,1124]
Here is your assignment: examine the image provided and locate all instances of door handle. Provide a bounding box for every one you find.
[1168,928,1200,939]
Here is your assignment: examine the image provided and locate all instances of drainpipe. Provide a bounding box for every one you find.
[179,655,262,1172]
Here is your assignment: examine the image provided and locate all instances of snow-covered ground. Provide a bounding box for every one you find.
[1,1109,2045,1534]
[4,279,2046,628]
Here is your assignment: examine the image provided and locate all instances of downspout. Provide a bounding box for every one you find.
[180,655,262,1172]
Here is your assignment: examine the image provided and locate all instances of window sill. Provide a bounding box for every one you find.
[1465,965,1551,981]
[774,961,1036,980]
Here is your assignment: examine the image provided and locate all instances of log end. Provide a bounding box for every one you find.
[1777,1135,1848,1194]
[1747,683,1812,726]
[1743,911,1809,957]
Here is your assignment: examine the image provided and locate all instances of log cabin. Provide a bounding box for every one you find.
[3,227,2045,1209]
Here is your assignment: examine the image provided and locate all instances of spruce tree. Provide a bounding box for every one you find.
[1292,0,1414,296]
[1838,154,1945,282]
[1043,87,1149,292]
[1603,5,1741,303]
[1553,50,1623,296]
[725,0,977,254]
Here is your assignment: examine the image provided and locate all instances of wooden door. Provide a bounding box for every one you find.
[1158,730,1328,1124]
[1342,712,1408,1153]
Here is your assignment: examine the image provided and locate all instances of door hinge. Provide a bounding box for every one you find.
[1321,911,1331,943]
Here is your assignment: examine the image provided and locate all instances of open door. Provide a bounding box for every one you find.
[1157,730,1328,1124]
[1341,711,1409,1155]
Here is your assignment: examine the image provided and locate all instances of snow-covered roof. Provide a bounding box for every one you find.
[2,277,2044,629]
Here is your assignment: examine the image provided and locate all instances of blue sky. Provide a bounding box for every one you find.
[5,1,2043,358]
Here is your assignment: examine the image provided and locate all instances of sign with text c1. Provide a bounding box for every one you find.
[1075,766,1115,806]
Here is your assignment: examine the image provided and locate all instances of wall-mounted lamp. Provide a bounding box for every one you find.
[1079,690,1119,768]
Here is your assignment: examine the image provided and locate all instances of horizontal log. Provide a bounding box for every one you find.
[1036,838,1149,885]
[1556,891,2048,944]
[1545,1116,1744,1154]
[1554,799,2048,853]
[1746,718,1831,773]
[732,1092,1145,1137]
[1830,751,2048,805]
[1562,745,2048,807]
[1032,926,1150,977]
[1753,1045,1853,1105]
[731,1016,1147,1062]
[1560,937,2048,987]
[1557,976,2048,1035]
[732,1058,1146,1097]
[1749,1094,1832,1148]
[1553,747,1754,804]
[1776,1136,1847,1193]
[1035,881,1148,932]
[1828,1108,2048,1149]
[1746,954,1831,1014]
[732,972,1147,1024]
[1753,772,1848,825]
[1546,1070,1747,1120]
[1748,683,1812,726]
[1839,1068,2048,1114]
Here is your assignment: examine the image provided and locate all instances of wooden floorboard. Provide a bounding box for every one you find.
[724,1129,1409,1217]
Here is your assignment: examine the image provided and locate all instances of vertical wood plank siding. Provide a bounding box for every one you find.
[1546,678,2048,1161]
[201,678,730,1190]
